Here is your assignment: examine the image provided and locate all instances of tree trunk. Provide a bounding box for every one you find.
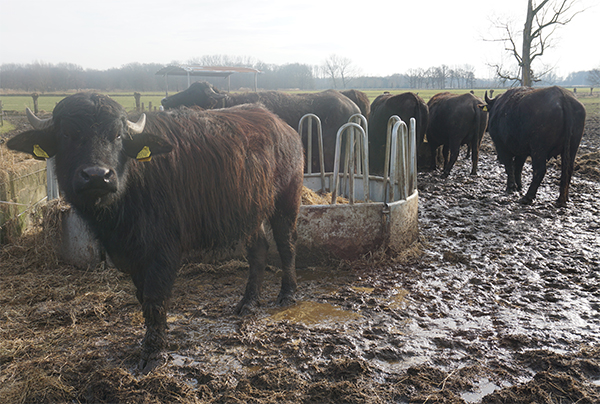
[522,0,534,86]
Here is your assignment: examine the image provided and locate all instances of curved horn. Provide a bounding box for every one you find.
[484,91,491,104]
[26,108,53,130]
[127,113,146,134]
[204,84,227,100]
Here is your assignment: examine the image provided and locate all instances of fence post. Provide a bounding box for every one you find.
[31,93,39,114]
[46,158,59,200]
[134,92,141,112]
[0,100,3,127]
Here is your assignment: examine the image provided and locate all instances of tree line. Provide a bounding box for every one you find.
[0,60,596,94]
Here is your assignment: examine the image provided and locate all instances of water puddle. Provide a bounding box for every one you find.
[267,301,361,325]
[461,378,511,403]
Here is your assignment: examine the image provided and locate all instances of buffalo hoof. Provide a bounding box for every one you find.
[235,296,260,316]
[139,350,166,374]
[276,292,296,307]
[556,199,568,208]
[518,196,533,205]
[440,172,449,179]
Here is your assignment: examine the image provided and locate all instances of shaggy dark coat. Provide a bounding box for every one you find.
[368,92,429,175]
[426,92,488,178]
[7,93,304,371]
[485,86,585,206]
[341,89,371,119]
[161,81,361,173]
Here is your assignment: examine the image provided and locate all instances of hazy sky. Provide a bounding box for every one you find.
[1,0,598,79]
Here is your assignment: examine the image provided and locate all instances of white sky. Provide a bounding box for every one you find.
[1,0,598,79]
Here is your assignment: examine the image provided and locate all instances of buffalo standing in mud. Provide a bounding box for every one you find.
[7,93,304,371]
[484,86,585,207]
[368,92,429,175]
[161,81,361,173]
[426,92,488,178]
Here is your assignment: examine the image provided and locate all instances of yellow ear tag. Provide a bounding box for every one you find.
[33,144,49,159]
[482,105,488,112]
[136,146,152,162]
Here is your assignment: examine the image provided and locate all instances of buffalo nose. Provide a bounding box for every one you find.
[80,166,113,183]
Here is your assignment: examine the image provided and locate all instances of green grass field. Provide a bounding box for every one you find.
[1,88,597,115]
[0,92,167,114]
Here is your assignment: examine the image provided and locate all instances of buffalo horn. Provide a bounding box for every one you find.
[484,91,491,104]
[127,113,146,134]
[205,85,227,99]
[26,108,53,130]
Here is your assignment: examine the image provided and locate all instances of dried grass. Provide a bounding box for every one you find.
[301,186,350,205]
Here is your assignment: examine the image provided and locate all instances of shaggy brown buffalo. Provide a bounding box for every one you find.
[7,93,304,371]
[368,92,429,175]
[484,86,585,206]
[161,81,360,173]
[426,92,488,178]
[341,89,371,119]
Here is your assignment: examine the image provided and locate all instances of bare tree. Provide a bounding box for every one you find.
[322,54,358,89]
[588,67,600,86]
[488,0,583,86]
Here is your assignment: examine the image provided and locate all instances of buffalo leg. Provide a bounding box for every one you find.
[269,211,298,306]
[513,156,527,192]
[557,142,577,207]
[500,154,518,193]
[429,143,439,170]
[520,157,547,204]
[132,258,178,372]
[441,143,460,178]
[236,225,269,315]
[470,137,480,176]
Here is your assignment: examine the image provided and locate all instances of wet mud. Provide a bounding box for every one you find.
[1,109,600,403]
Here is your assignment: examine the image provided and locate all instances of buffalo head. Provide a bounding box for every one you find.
[161,81,227,109]
[7,93,172,211]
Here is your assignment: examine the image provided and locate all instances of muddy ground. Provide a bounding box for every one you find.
[1,104,600,403]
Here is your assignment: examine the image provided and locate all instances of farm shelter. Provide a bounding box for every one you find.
[155,65,261,96]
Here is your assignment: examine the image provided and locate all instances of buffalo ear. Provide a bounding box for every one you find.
[6,130,57,160]
[122,133,173,162]
[478,104,489,112]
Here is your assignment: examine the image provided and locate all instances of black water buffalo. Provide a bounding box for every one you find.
[484,86,585,207]
[368,92,429,175]
[7,93,304,371]
[426,92,488,178]
[161,81,361,173]
[341,89,371,119]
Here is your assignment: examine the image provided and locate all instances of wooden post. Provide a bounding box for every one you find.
[32,93,39,114]
[148,102,152,111]
[134,92,141,112]
[0,100,3,127]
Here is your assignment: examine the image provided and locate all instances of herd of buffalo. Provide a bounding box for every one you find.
[5,82,586,371]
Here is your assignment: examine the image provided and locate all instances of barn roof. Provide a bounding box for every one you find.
[155,65,260,78]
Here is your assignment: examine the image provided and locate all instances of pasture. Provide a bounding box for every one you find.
[1,87,598,117]
[1,87,598,115]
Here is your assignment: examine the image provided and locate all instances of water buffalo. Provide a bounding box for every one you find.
[7,93,304,371]
[484,86,586,207]
[368,92,429,175]
[161,81,361,173]
[426,92,488,178]
[341,89,371,119]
